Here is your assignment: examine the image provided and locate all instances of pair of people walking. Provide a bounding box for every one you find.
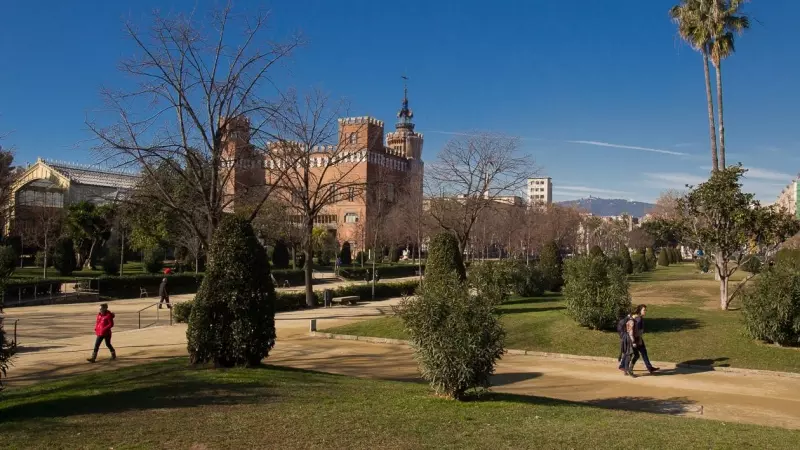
[618,304,659,377]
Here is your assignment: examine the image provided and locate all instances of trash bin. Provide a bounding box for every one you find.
[323,289,332,308]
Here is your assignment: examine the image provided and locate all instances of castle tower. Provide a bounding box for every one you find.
[338,116,385,153]
[386,77,424,160]
[220,116,264,211]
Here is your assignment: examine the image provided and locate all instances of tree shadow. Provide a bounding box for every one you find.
[490,372,542,386]
[645,317,702,333]
[480,392,698,416]
[501,306,566,315]
[503,293,562,306]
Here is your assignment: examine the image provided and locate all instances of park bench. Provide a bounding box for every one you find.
[332,295,359,306]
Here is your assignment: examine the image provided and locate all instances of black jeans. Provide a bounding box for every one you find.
[630,342,654,371]
[159,294,171,308]
[93,335,115,354]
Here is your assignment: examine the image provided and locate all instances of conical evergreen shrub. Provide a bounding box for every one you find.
[539,241,564,292]
[425,232,466,284]
[658,248,670,267]
[187,216,276,367]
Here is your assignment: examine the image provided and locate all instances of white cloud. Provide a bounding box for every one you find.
[744,167,795,182]
[566,140,687,156]
[644,172,706,188]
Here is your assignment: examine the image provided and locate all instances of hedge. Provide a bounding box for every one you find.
[339,264,422,280]
[174,279,420,323]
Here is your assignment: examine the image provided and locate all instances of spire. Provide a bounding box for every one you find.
[396,75,414,131]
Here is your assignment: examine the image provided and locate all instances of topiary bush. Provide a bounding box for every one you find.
[539,241,564,292]
[354,251,365,266]
[101,247,120,276]
[468,260,516,304]
[673,247,683,263]
[617,245,633,275]
[563,255,631,330]
[340,242,352,265]
[143,248,165,274]
[0,246,17,279]
[52,238,77,276]
[395,271,505,400]
[271,240,290,269]
[512,263,545,297]
[35,251,52,268]
[187,216,276,368]
[589,245,605,258]
[742,259,800,347]
[658,248,670,267]
[645,247,656,270]
[741,256,762,274]
[631,252,647,274]
[172,300,194,324]
[425,232,466,284]
[0,309,15,390]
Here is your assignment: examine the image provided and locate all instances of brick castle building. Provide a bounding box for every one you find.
[223,86,424,254]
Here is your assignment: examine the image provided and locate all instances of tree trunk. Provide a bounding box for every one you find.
[304,222,315,308]
[85,240,98,270]
[120,230,125,276]
[702,50,719,171]
[719,275,729,310]
[715,61,725,169]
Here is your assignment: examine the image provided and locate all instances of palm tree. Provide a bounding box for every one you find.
[709,0,750,169]
[671,0,720,171]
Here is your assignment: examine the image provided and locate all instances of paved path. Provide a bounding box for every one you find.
[4,297,800,430]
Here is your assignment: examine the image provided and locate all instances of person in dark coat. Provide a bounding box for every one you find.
[620,304,660,376]
[87,303,115,363]
[158,277,171,309]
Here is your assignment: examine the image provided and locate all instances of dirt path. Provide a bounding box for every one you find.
[5,298,800,430]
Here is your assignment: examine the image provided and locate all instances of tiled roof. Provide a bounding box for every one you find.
[42,160,140,190]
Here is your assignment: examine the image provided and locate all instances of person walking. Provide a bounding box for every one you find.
[158,277,171,309]
[620,304,659,376]
[631,304,659,374]
[87,303,115,363]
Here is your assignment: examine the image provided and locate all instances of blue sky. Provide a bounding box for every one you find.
[1,0,799,203]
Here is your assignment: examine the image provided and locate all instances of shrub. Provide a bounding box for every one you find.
[512,263,545,297]
[0,311,15,389]
[539,241,564,292]
[589,245,605,258]
[390,246,402,263]
[631,252,647,274]
[657,248,670,267]
[187,216,276,368]
[354,251,365,266]
[0,246,17,279]
[172,300,194,324]
[774,248,800,268]
[673,247,683,263]
[425,232,466,284]
[645,248,656,270]
[340,242,352,265]
[696,255,710,273]
[101,247,120,276]
[740,256,762,274]
[52,238,77,276]
[340,264,421,281]
[742,259,800,346]
[617,245,633,275]
[468,260,516,304]
[143,248,165,274]
[35,251,52,268]
[271,240,290,269]
[563,256,631,330]
[395,272,505,400]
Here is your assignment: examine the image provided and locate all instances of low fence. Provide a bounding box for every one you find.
[2,279,100,308]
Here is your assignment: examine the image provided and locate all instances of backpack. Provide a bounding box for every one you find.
[616,315,630,335]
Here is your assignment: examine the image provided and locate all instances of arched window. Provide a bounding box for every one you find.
[349,132,358,144]
[344,213,359,223]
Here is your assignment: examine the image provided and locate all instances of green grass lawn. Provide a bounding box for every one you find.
[328,264,800,373]
[1,359,797,449]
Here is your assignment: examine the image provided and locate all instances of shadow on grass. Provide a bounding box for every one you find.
[501,306,566,315]
[645,317,702,333]
[502,293,563,306]
[481,392,697,415]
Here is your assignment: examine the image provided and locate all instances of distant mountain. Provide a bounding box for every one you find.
[557,197,654,218]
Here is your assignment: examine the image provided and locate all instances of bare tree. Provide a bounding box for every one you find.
[426,133,537,254]
[20,207,63,278]
[89,4,301,252]
[267,90,374,306]
[647,189,684,220]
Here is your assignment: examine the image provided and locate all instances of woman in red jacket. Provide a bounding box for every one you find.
[87,303,116,363]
